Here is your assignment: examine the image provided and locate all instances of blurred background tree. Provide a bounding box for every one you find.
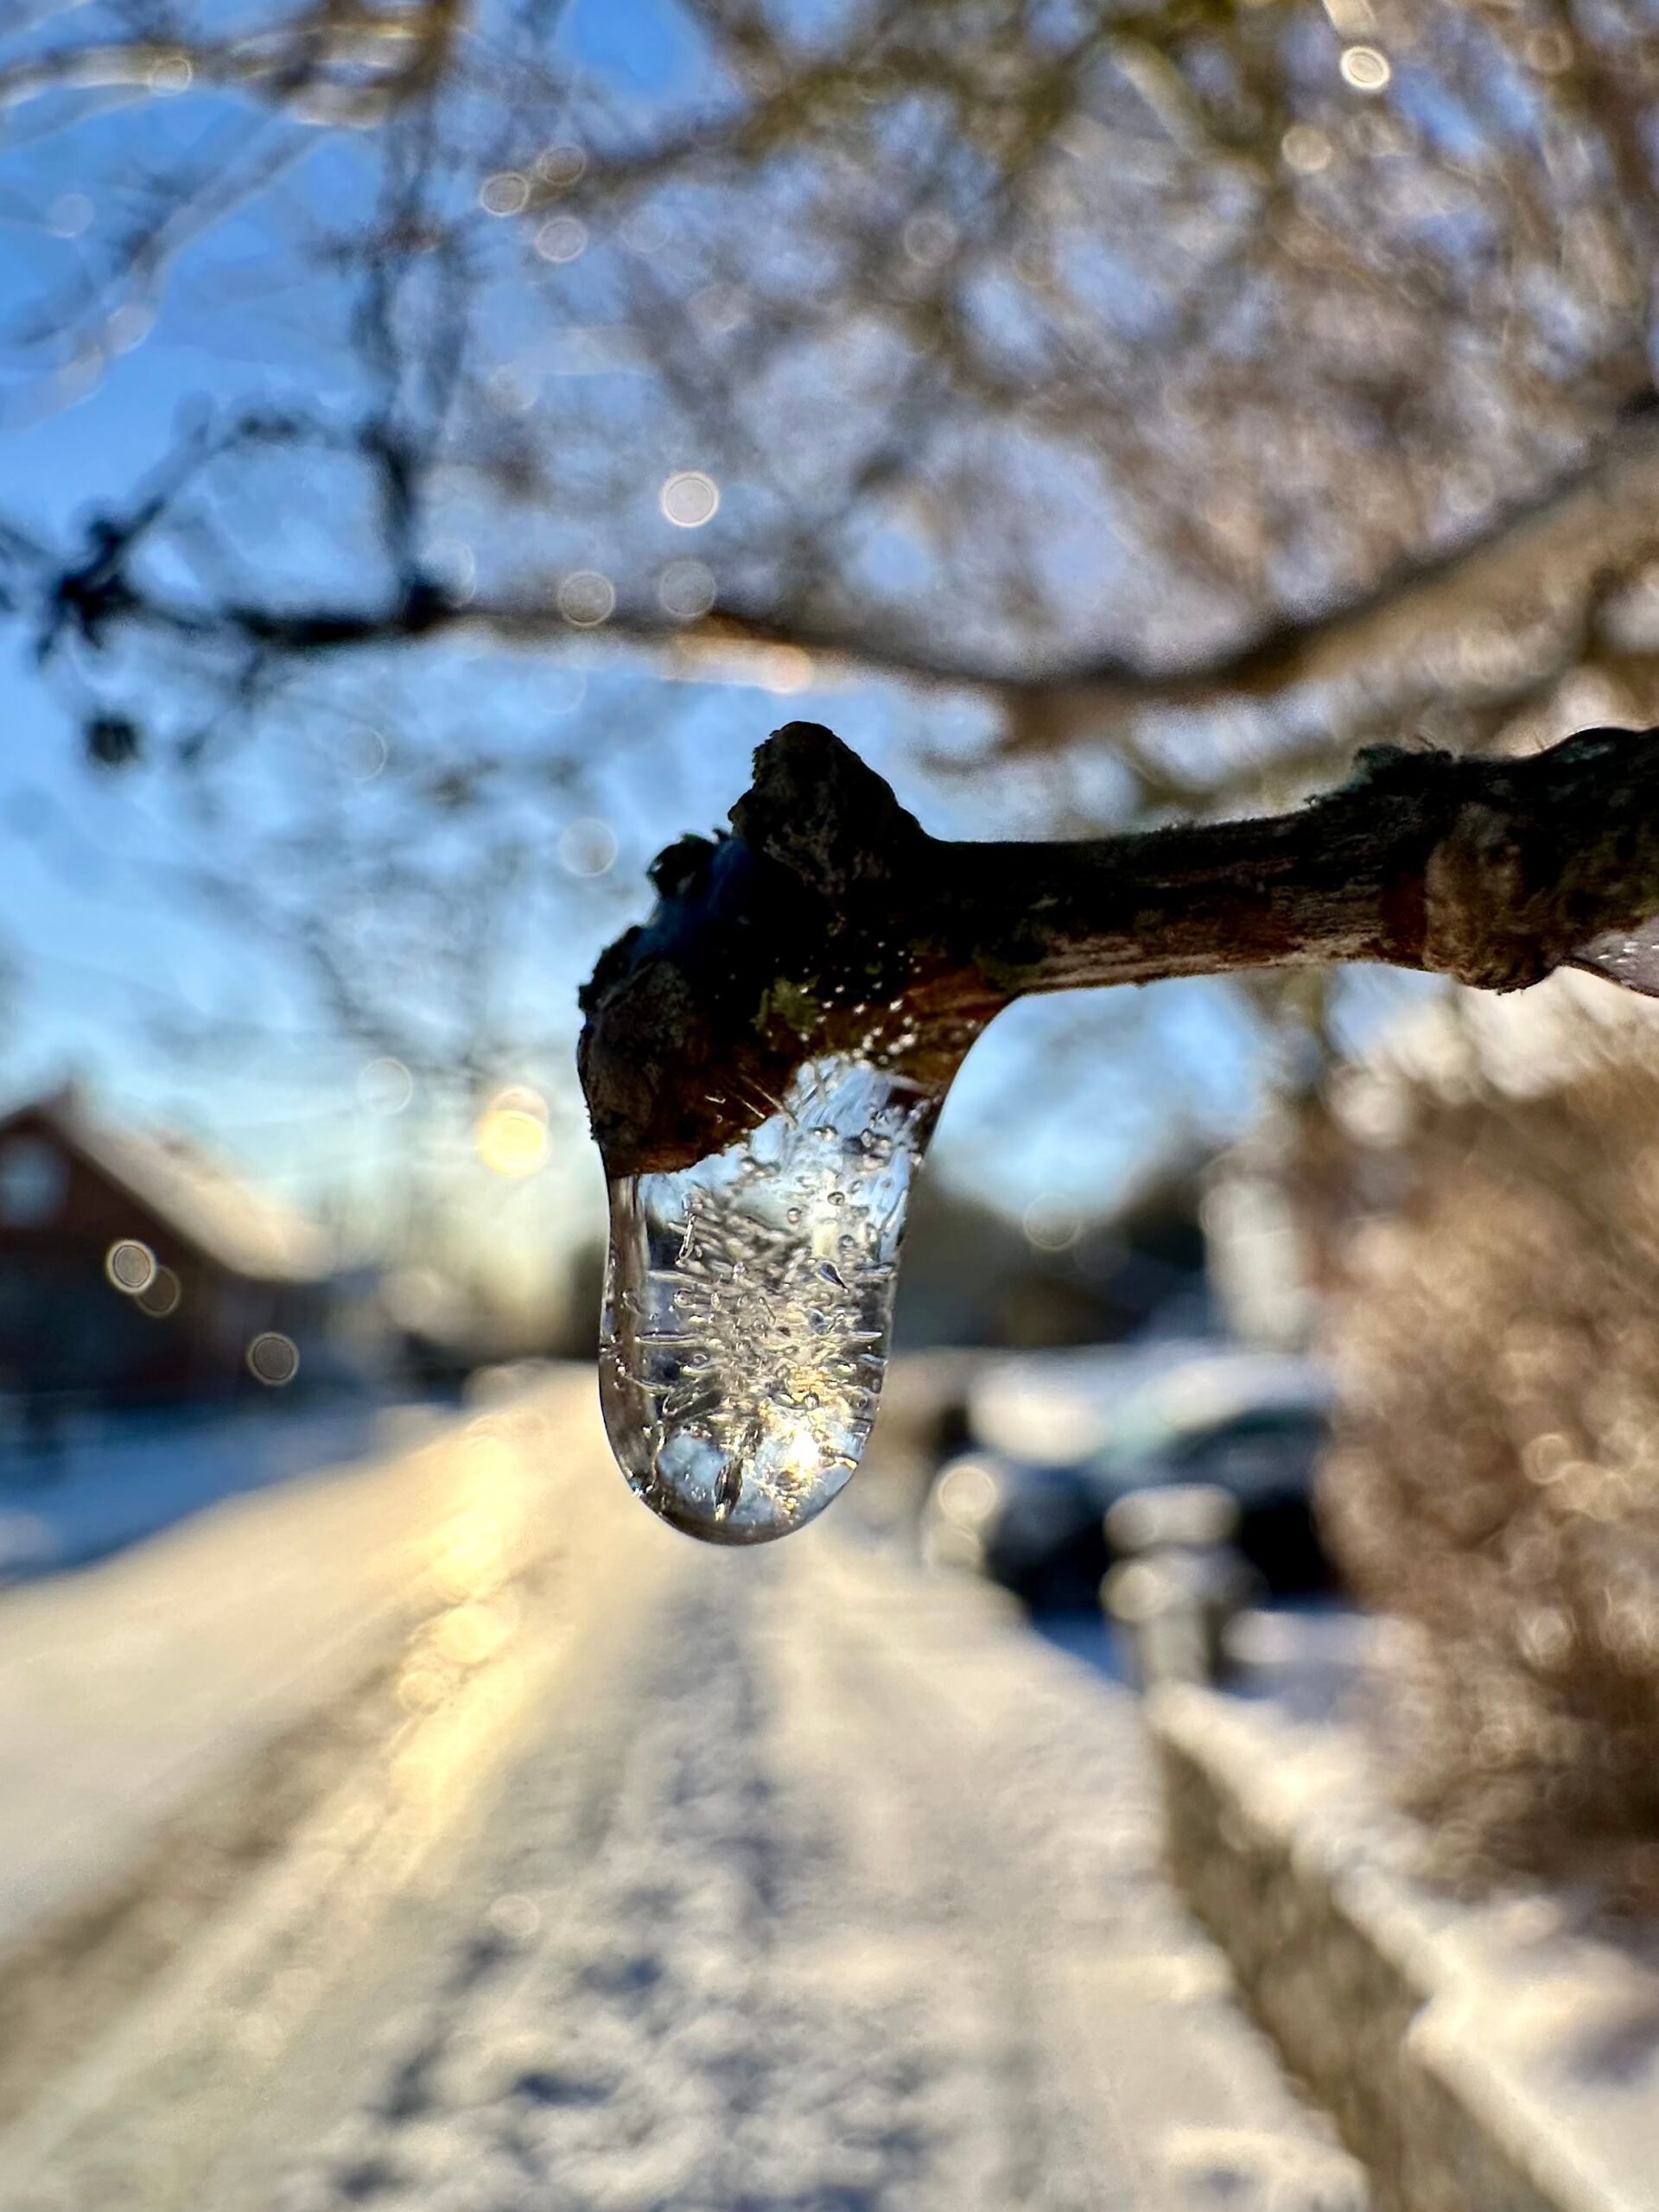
[1322,980,1659,1904]
[7,0,1659,1300]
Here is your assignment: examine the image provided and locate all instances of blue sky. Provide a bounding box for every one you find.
[0,0,1429,1305]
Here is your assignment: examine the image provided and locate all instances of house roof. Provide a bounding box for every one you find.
[0,1085,327,1284]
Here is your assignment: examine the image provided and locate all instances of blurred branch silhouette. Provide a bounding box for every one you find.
[13,2,1659,798]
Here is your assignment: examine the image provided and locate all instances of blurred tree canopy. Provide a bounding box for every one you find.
[7,0,1659,1084]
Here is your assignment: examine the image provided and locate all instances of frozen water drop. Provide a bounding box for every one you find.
[600,1055,936,1544]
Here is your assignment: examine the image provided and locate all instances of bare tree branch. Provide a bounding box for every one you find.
[35,388,1659,791]
[579,722,1659,1179]
[995,394,1659,757]
[0,3,467,124]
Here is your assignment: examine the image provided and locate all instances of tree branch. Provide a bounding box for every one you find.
[35,395,1659,777]
[0,4,466,124]
[578,721,1659,1179]
[997,393,1659,755]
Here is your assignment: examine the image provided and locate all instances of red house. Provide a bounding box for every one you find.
[0,1086,329,1406]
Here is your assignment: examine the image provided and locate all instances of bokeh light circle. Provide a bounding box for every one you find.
[535,217,588,264]
[247,1332,301,1387]
[558,570,615,627]
[557,817,618,878]
[1339,45,1391,91]
[660,471,720,529]
[475,1091,550,1177]
[106,1239,157,1294]
[535,143,586,189]
[479,171,531,217]
[137,1267,181,1318]
[358,1057,414,1115]
[658,558,718,620]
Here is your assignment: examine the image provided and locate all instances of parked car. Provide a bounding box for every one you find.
[919,1346,1335,1608]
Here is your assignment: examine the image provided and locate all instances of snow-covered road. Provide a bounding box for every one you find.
[242,1559,1359,2209]
[0,1378,1366,2211]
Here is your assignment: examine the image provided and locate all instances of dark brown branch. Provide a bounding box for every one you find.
[578,721,1659,1179]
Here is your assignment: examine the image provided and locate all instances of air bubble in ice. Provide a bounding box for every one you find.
[599,1055,935,1544]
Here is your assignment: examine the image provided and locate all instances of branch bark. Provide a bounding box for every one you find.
[579,721,1659,1179]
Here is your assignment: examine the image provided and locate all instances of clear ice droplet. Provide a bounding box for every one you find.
[599,1055,935,1545]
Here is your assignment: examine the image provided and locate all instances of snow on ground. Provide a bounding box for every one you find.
[215,1536,1364,2212]
[0,1396,444,1580]
[0,1375,1365,2210]
[0,1387,563,1953]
